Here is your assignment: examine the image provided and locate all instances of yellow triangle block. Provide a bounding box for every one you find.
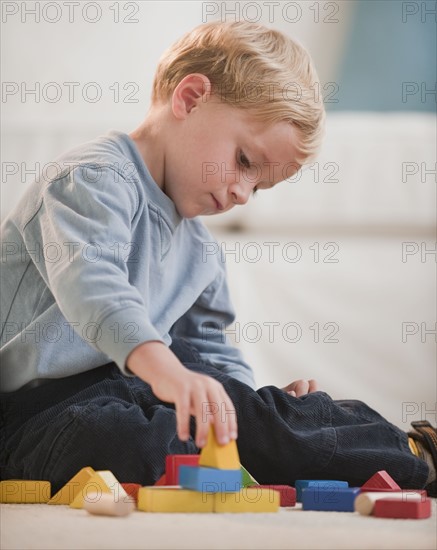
[69,470,127,509]
[199,425,240,470]
[48,467,95,505]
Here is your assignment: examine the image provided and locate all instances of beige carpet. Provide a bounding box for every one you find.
[1,501,436,550]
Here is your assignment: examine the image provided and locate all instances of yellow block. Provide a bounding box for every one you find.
[48,467,95,505]
[199,425,240,470]
[69,470,127,509]
[214,487,280,513]
[0,480,51,503]
[138,486,214,513]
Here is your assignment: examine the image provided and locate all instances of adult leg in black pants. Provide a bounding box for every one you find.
[0,338,429,495]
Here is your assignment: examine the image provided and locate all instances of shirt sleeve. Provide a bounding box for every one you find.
[22,164,164,374]
[169,261,257,389]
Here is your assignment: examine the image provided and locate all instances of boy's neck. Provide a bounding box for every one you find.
[129,107,167,191]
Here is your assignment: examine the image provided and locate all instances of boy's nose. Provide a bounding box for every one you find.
[229,183,251,206]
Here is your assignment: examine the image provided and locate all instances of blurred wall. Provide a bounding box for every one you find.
[1,0,357,218]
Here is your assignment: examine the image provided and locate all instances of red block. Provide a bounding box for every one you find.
[361,470,401,492]
[120,483,141,503]
[165,455,200,485]
[374,498,432,519]
[154,474,167,486]
[257,485,296,507]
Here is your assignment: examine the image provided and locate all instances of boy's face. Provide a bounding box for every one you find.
[163,93,303,219]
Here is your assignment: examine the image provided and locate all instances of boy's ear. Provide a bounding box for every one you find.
[171,74,211,119]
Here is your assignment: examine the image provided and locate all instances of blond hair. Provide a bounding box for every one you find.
[152,21,325,164]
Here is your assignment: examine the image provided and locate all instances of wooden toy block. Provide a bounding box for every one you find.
[295,480,349,502]
[69,470,127,509]
[214,487,280,513]
[138,486,214,513]
[257,485,296,507]
[374,497,432,519]
[83,491,135,517]
[240,465,259,487]
[48,467,95,505]
[179,465,242,493]
[154,474,167,486]
[199,425,240,470]
[361,470,401,492]
[302,487,360,512]
[165,454,199,485]
[121,483,141,503]
[0,480,51,503]
[355,490,427,515]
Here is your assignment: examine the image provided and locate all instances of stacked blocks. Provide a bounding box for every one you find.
[138,425,280,513]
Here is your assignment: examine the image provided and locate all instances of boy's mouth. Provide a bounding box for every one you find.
[211,194,224,211]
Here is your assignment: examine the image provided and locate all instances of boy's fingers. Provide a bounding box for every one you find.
[295,379,309,397]
[308,379,318,393]
[210,389,237,445]
[193,391,209,448]
[175,394,191,442]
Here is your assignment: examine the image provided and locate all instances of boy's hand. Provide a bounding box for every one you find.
[281,379,318,397]
[126,341,237,448]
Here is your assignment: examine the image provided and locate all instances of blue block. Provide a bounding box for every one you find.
[302,487,360,512]
[295,480,349,502]
[179,465,242,493]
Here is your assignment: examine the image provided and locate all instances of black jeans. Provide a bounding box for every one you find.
[0,338,428,494]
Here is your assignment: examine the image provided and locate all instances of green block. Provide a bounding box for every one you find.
[240,464,259,487]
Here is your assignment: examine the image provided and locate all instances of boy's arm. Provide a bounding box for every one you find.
[24,165,236,446]
[169,263,257,390]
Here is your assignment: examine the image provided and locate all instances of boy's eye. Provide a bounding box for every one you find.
[239,151,251,169]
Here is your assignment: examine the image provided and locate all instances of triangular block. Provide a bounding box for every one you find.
[240,464,259,487]
[154,474,167,486]
[69,470,127,509]
[48,467,95,505]
[361,470,401,492]
[199,425,240,470]
[121,483,141,503]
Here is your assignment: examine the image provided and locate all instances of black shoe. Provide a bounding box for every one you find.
[408,420,437,498]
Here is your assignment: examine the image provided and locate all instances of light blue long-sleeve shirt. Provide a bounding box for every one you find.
[0,130,256,392]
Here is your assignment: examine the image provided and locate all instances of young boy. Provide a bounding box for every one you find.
[0,21,435,496]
